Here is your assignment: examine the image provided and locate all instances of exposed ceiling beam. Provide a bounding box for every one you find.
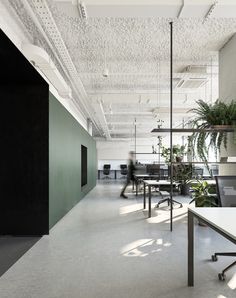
[104,112,153,115]
[177,0,185,18]
[203,1,218,24]
[95,100,111,140]
[24,0,104,136]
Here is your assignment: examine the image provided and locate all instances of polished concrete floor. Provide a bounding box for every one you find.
[0,236,40,277]
[0,180,235,298]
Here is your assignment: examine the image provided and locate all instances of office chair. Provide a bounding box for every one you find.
[120,164,128,178]
[103,164,111,179]
[211,176,236,281]
[156,183,183,208]
[146,164,160,175]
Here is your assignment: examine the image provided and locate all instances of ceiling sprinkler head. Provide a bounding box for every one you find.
[103,68,109,78]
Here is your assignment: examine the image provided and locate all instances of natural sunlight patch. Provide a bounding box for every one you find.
[119,203,143,215]
[146,206,187,224]
[227,272,236,290]
[120,238,172,257]
[217,295,227,298]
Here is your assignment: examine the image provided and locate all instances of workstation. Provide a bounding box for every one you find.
[0,1,236,298]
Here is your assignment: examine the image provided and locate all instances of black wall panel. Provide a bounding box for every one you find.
[0,30,49,235]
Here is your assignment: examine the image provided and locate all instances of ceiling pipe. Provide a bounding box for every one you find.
[177,0,185,18]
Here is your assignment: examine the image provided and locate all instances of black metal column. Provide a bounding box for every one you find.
[134,118,137,161]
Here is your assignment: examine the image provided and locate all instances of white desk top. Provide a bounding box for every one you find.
[189,207,236,241]
[143,180,177,186]
[135,174,159,177]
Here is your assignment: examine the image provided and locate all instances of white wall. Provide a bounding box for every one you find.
[219,34,236,175]
[96,135,187,169]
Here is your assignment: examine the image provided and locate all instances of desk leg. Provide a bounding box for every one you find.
[148,185,151,218]
[188,210,194,286]
[136,179,138,196]
[143,183,146,209]
[98,170,100,180]
[115,170,117,179]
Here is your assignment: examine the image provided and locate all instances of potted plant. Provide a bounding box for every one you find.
[189,99,236,166]
[173,163,192,195]
[191,180,218,207]
[161,144,186,163]
[191,180,218,226]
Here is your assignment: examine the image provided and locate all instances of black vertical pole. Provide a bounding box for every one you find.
[170,22,173,232]
[134,118,137,162]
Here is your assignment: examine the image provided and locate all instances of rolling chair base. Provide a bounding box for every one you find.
[211,252,236,281]
[156,198,183,208]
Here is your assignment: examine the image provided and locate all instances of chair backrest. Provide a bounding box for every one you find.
[135,164,146,174]
[215,176,236,207]
[120,164,128,175]
[146,164,160,175]
[103,164,111,169]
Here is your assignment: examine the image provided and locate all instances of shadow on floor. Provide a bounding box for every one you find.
[0,236,41,277]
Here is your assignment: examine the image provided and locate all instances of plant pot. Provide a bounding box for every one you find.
[233,121,236,145]
[180,184,190,196]
[176,156,183,163]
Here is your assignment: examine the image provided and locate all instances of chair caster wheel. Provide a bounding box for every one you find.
[155,204,160,208]
[218,273,225,281]
[212,255,218,262]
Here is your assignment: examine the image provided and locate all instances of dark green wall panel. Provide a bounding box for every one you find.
[49,93,97,228]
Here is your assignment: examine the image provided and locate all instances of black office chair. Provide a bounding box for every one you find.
[120,164,128,178]
[211,176,236,281]
[103,164,111,179]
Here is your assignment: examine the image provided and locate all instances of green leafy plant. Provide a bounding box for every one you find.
[189,99,236,166]
[191,180,218,207]
[161,144,186,164]
[173,163,193,195]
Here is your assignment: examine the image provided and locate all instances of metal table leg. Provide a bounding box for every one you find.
[136,179,138,196]
[148,185,151,218]
[143,182,146,209]
[188,210,194,286]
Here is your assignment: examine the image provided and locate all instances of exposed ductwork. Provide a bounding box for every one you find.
[22,44,72,98]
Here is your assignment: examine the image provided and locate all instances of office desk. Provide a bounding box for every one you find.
[143,180,177,218]
[134,174,160,196]
[188,207,236,286]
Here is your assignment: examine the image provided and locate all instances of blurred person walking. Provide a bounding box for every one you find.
[120,151,136,199]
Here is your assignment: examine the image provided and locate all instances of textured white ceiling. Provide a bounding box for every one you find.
[48,1,232,138]
[4,0,236,139]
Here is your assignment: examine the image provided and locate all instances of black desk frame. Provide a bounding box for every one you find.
[188,209,236,287]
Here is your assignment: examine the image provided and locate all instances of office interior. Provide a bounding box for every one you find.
[0,1,236,297]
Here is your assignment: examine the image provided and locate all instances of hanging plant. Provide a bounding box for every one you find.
[189,99,236,166]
